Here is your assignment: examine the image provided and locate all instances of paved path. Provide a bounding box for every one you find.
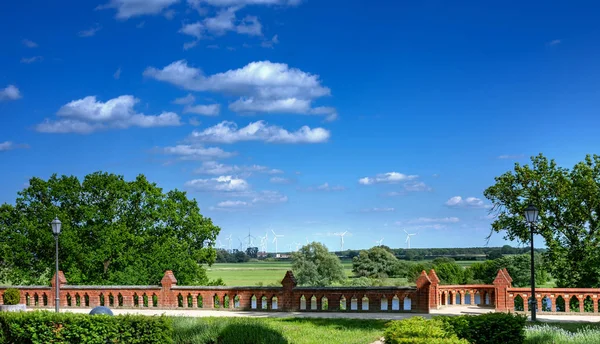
[52,306,600,322]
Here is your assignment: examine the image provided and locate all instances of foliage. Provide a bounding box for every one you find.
[432,258,472,285]
[0,172,220,286]
[469,253,549,287]
[291,242,346,286]
[0,310,173,344]
[215,249,250,263]
[438,312,527,344]
[352,246,399,278]
[246,247,259,259]
[526,324,600,344]
[383,317,468,344]
[1,288,20,305]
[484,154,600,288]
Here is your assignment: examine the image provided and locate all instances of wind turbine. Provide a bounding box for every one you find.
[295,242,302,251]
[263,231,269,252]
[244,229,256,248]
[272,229,283,254]
[238,237,246,252]
[218,240,225,250]
[376,238,384,246]
[404,229,417,249]
[226,234,232,252]
[334,231,351,251]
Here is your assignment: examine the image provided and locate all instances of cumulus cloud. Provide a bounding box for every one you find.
[359,172,419,185]
[173,94,196,105]
[22,39,38,48]
[445,196,490,209]
[180,22,204,39]
[98,0,179,19]
[160,144,235,160]
[144,60,336,119]
[20,56,43,64]
[194,161,280,175]
[186,175,250,192]
[36,95,181,134]
[269,176,292,184]
[0,85,22,101]
[178,8,262,47]
[78,24,102,37]
[188,120,330,144]
[236,15,262,36]
[183,104,220,116]
[0,141,29,152]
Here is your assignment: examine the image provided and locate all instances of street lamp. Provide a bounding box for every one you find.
[524,204,539,321]
[50,217,62,313]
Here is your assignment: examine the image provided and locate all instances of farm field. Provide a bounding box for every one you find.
[205,260,480,286]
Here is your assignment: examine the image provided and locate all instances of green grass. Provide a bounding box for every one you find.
[172,317,387,344]
[526,322,600,343]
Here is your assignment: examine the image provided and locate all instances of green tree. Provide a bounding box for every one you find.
[291,242,345,286]
[0,172,220,286]
[352,246,399,278]
[484,154,600,287]
[469,253,549,287]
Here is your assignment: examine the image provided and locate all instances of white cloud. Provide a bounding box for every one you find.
[197,0,300,6]
[403,181,432,192]
[209,190,287,211]
[269,176,291,184]
[445,196,490,209]
[0,141,29,152]
[498,154,524,160]
[161,144,234,160]
[20,56,43,64]
[179,8,263,44]
[261,34,279,48]
[360,207,395,213]
[183,104,220,116]
[407,217,460,224]
[22,39,38,48]
[397,223,446,230]
[194,161,281,175]
[78,24,102,37]
[217,200,248,207]
[359,172,418,185]
[236,15,262,36]
[183,40,199,50]
[98,0,179,19]
[163,9,176,19]
[180,22,204,39]
[229,98,337,120]
[303,182,345,192]
[114,67,122,79]
[173,94,196,105]
[36,95,181,134]
[0,85,22,101]
[204,7,237,34]
[188,120,330,144]
[185,175,249,192]
[547,39,561,46]
[189,118,201,126]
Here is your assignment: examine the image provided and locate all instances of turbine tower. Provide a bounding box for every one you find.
[272,229,283,254]
[226,234,232,252]
[334,231,351,251]
[404,229,417,249]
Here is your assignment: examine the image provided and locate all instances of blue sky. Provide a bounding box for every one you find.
[1,0,600,252]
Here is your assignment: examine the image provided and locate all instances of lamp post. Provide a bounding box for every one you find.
[50,217,62,313]
[524,204,539,321]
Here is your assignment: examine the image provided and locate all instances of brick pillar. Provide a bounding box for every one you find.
[50,271,67,308]
[160,270,177,308]
[415,270,431,313]
[579,296,585,313]
[594,296,598,313]
[427,270,440,309]
[460,292,465,305]
[493,268,512,312]
[281,271,297,311]
[329,293,340,311]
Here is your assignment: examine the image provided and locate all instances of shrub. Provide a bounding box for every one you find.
[384,317,469,344]
[2,289,20,306]
[526,324,600,344]
[0,311,173,344]
[437,312,527,344]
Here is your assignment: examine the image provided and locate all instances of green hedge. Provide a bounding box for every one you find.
[2,289,20,306]
[437,312,527,344]
[0,311,173,344]
[383,317,469,344]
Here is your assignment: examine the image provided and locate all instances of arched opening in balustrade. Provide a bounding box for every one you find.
[134,293,140,307]
[310,295,317,310]
[474,291,481,305]
[569,296,580,312]
[42,293,48,306]
[109,293,114,307]
[187,294,193,308]
[272,296,278,310]
[380,296,388,311]
[403,296,412,311]
[321,296,328,311]
[224,295,230,308]
[75,293,81,307]
[176,293,182,308]
[584,296,593,313]
[542,296,552,312]
[465,291,471,305]
[350,296,358,311]
[213,294,221,308]
[34,293,39,307]
[361,295,369,311]
[118,293,123,307]
[197,294,203,308]
[556,296,565,312]
[233,295,240,308]
[99,293,105,307]
[484,292,491,305]
[299,295,306,310]
[440,292,446,306]
[251,295,257,309]
[447,292,453,305]
[66,293,72,307]
[339,296,347,311]
[152,293,158,307]
[392,295,400,311]
[142,293,148,307]
[84,294,90,307]
[261,295,268,310]
[513,295,524,311]
[25,293,30,307]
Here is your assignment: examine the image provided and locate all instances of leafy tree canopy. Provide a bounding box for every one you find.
[470,253,549,287]
[352,246,399,278]
[0,172,220,286]
[485,154,600,287]
[291,242,345,286]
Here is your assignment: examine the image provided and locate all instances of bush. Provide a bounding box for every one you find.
[0,311,173,344]
[437,312,527,344]
[2,289,20,306]
[526,324,600,344]
[384,317,469,344]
